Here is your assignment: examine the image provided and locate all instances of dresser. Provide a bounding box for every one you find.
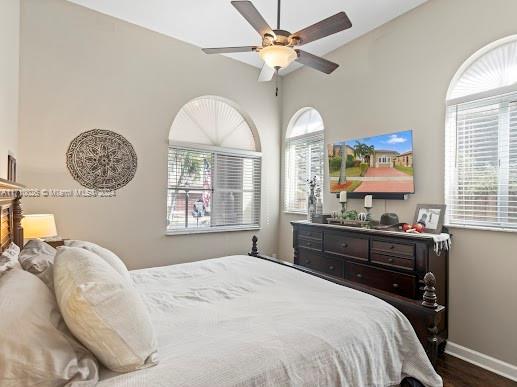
[291,220,449,349]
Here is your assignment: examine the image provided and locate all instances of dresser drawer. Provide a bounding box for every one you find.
[344,261,416,298]
[371,252,414,271]
[324,232,368,261]
[297,226,322,240]
[298,237,322,251]
[371,239,415,258]
[298,249,344,278]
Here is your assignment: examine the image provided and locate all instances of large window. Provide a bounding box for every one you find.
[167,96,261,234]
[445,36,517,230]
[284,108,324,213]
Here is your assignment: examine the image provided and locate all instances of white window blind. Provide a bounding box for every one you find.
[284,132,324,212]
[167,147,261,233]
[445,91,517,229]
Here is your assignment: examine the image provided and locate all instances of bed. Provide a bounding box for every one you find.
[99,255,442,386]
[0,183,443,386]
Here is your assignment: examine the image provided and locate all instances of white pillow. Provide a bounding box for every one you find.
[18,239,55,273]
[0,269,98,386]
[18,239,56,289]
[0,242,20,275]
[64,240,130,281]
[54,247,158,373]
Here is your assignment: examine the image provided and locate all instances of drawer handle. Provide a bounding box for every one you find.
[329,265,335,271]
[356,273,363,279]
[305,259,311,264]
[341,243,348,248]
[388,258,394,263]
[306,242,312,247]
[392,283,399,289]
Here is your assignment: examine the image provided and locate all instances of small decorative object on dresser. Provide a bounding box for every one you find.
[413,204,446,234]
[306,176,318,221]
[363,194,373,220]
[315,186,323,216]
[339,190,347,218]
[374,213,400,230]
[312,214,331,224]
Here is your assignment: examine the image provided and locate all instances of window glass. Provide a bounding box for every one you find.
[168,97,261,233]
[445,37,517,230]
[285,108,324,213]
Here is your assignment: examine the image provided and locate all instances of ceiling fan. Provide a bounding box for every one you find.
[202,0,352,83]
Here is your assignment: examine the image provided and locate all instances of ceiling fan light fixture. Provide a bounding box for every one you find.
[259,45,297,69]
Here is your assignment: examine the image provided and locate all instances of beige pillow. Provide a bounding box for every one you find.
[0,269,98,386]
[64,240,130,281]
[54,246,158,373]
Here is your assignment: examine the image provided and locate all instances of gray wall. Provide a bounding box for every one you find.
[18,0,281,269]
[0,0,20,179]
[279,0,517,366]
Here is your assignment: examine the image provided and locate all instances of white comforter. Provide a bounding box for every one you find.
[99,255,442,387]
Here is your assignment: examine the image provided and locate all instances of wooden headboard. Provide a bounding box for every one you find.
[0,178,24,253]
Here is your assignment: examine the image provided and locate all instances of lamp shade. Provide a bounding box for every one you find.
[21,214,58,239]
[259,45,297,69]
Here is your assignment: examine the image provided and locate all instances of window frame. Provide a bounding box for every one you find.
[445,87,517,232]
[283,129,325,214]
[445,35,517,232]
[166,142,262,235]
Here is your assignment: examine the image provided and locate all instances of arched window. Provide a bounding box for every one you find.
[284,108,325,212]
[167,96,261,234]
[445,36,517,230]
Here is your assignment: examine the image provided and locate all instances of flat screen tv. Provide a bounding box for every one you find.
[327,129,414,196]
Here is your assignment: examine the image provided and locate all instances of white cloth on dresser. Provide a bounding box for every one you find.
[430,233,451,255]
[98,255,442,387]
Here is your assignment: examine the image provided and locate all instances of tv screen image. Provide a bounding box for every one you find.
[327,129,414,194]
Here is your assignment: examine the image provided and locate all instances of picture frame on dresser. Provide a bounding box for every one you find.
[413,204,446,234]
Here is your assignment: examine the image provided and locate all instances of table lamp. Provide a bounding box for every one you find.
[21,214,58,241]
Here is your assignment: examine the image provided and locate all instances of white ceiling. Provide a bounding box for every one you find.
[67,0,427,74]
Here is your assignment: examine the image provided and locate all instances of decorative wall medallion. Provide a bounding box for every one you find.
[66,129,137,190]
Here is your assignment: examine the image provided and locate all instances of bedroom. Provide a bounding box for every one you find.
[1,0,516,386]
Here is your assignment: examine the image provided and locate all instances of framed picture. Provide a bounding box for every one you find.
[7,155,16,182]
[413,204,446,234]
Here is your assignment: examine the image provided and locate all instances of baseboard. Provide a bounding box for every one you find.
[445,341,517,382]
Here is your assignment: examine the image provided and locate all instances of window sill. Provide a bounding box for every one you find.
[445,224,517,233]
[166,225,260,236]
[283,211,308,216]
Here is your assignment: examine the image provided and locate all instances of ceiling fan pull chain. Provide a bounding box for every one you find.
[275,67,279,97]
[277,0,281,29]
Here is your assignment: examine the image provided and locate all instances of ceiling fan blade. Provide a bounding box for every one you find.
[202,46,257,54]
[231,1,274,37]
[291,12,352,46]
[258,64,275,82]
[296,50,339,74]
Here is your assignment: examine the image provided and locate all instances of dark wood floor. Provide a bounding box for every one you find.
[437,354,517,387]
